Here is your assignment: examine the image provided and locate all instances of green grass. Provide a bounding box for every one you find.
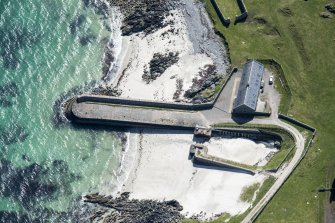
[263,146,295,171]
[204,0,335,222]
[240,183,261,203]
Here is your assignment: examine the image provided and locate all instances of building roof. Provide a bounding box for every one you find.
[233,60,264,112]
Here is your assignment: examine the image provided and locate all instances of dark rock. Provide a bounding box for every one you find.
[326,3,335,13]
[183,64,223,103]
[83,193,183,223]
[108,0,178,36]
[165,199,183,211]
[142,52,179,83]
[90,84,122,96]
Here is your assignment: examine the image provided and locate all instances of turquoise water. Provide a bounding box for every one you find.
[0,0,122,221]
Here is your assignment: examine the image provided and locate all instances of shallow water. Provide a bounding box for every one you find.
[0,0,122,221]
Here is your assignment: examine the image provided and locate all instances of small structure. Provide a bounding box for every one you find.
[189,144,206,156]
[194,126,212,137]
[233,60,264,114]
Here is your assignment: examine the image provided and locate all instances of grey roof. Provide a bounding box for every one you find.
[234,60,264,111]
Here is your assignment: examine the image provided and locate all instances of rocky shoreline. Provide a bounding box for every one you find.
[57,0,231,222]
[81,192,183,223]
[97,0,229,103]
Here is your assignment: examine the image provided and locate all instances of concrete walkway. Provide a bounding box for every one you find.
[72,101,209,129]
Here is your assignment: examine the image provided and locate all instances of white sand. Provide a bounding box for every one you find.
[111,9,214,102]
[122,130,269,219]
[205,137,278,166]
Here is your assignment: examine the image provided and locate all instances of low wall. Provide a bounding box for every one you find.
[76,67,237,111]
[210,0,231,27]
[235,0,248,23]
[193,152,255,175]
[212,128,282,141]
[77,95,211,110]
[278,114,316,132]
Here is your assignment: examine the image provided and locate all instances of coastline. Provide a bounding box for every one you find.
[119,129,270,220]
[79,0,262,222]
[103,0,229,102]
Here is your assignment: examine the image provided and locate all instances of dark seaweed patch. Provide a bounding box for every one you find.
[69,15,86,35]
[0,159,81,206]
[79,33,96,46]
[0,208,72,223]
[0,125,28,145]
[82,0,110,18]
[0,211,35,223]
[0,28,39,69]
[0,82,19,107]
[0,82,18,97]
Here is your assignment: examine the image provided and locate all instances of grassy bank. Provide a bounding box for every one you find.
[204,0,335,222]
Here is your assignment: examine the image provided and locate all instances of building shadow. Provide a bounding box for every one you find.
[231,114,254,124]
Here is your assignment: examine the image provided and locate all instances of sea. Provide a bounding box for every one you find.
[0,0,124,222]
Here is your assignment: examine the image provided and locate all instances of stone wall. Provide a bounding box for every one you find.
[278,114,316,132]
[235,0,248,23]
[192,151,256,175]
[210,0,231,27]
[212,128,282,141]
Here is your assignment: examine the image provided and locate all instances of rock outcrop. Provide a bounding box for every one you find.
[107,0,179,36]
[83,192,183,223]
[143,52,180,83]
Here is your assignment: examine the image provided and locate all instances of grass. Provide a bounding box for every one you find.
[240,183,261,203]
[204,0,335,222]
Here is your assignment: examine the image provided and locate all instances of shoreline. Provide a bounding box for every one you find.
[102,0,229,103]
[77,0,264,221]
[118,129,273,220]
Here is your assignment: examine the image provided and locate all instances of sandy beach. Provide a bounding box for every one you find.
[120,130,274,219]
[106,0,228,102]
[98,0,271,221]
[205,137,278,166]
